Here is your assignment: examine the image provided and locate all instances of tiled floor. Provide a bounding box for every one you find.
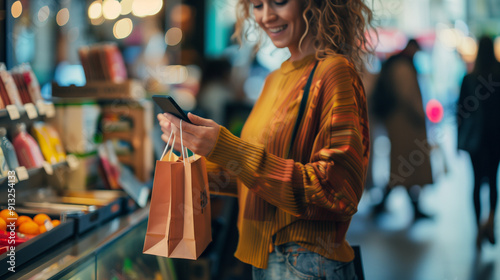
[347,122,500,280]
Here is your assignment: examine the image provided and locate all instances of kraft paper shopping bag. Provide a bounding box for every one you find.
[144,123,211,260]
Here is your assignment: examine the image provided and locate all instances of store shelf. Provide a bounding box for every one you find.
[0,160,70,191]
[0,102,55,127]
[102,131,133,141]
[117,155,134,166]
[51,80,145,100]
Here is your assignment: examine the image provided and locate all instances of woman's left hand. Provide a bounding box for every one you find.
[157,112,220,157]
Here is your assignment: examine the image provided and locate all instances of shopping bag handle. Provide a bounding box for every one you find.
[160,130,176,161]
[160,120,191,164]
[180,120,189,165]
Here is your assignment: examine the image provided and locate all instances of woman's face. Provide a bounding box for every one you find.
[250,0,306,51]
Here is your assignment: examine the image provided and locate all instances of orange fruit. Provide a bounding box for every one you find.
[18,221,39,235]
[17,216,32,227]
[33,214,51,226]
[0,218,6,232]
[52,220,60,227]
[0,209,18,225]
[39,224,47,234]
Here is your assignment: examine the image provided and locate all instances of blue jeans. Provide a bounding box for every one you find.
[252,242,357,280]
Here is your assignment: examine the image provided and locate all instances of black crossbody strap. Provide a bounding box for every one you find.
[288,61,319,158]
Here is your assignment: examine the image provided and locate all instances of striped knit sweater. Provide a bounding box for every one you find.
[206,54,370,269]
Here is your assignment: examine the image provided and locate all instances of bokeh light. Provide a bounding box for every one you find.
[38,6,50,23]
[11,1,22,18]
[103,0,121,20]
[56,8,70,26]
[438,27,464,49]
[113,18,133,39]
[88,1,102,19]
[426,99,444,123]
[457,37,478,63]
[132,0,163,17]
[165,28,182,46]
[120,0,134,15]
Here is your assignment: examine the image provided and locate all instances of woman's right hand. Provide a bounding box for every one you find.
[157,113,220,157]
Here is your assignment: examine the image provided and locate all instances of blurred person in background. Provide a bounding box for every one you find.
[159,0,374,279]
[457,36,500,251]
[371,39,434,221]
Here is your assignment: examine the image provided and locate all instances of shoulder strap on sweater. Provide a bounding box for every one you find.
[288,61,319,158]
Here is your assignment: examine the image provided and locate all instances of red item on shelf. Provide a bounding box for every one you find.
[0,230,36,247]
[0,63,23,106]
[12,123,45,169]
[103,44,128,83]
[0,75,8,108]
[21,64,43,104]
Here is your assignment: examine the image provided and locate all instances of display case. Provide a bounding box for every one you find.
[1,206,173,279]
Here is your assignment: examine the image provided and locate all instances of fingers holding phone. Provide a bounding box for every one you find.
[158,112,220,157]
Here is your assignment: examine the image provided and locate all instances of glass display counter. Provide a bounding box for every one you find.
[3,205,174,280]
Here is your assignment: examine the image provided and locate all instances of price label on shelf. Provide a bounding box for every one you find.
[36,100,46,116]
[24,103,38,119]
[66,154,80,170]
[6,105,20,120]
[15,166,29,181]
[42,161,54,175]
[45,103,56,118]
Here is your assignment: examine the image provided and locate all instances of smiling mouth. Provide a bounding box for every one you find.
[268,25,287,33]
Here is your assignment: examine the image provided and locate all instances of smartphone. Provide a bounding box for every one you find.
[152,95,192,124]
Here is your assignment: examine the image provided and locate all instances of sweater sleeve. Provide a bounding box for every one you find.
[205,160,238,197]
[206,59,368,221]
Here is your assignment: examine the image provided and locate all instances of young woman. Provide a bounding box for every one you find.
[457,36,500,250]
[158,0,373,278]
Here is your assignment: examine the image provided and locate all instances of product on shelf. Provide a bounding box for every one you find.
[21,64,43,104]
[98,141,121,189]
[17,215,32,227]
[0,210,60,241]
[78,43,128,83]
[101,113,133,132]
[0,149,9,177]
[0,75,6,109]
[11,64,43,104]
[0,63,23,107]
[12,123,45,169]
[102,43,128,83]
[18,221,39,235]
[46,124,66,162]
[32,122,58,164]
[0,127,20,170]
[31,122,66,164]
[0,209,17,226]
[33,213,51,226]
[61,103,101,154]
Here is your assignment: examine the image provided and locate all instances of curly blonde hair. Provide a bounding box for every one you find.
[232,0,375,69]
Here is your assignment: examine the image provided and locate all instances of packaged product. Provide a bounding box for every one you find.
[0,127,20,169]
[0,63,23,106]
[0,149,9,177]
[12,123,44,169]
[102,43,127,83]
[32,122,57,164]
[78,43,128,83]
[78,46,92,82]
[11,70,30,104]
[20,64,43,104]
[0,75,7,109]
[45,124,66,162]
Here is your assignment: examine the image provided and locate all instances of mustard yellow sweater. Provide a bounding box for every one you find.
[206,54,370,269]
